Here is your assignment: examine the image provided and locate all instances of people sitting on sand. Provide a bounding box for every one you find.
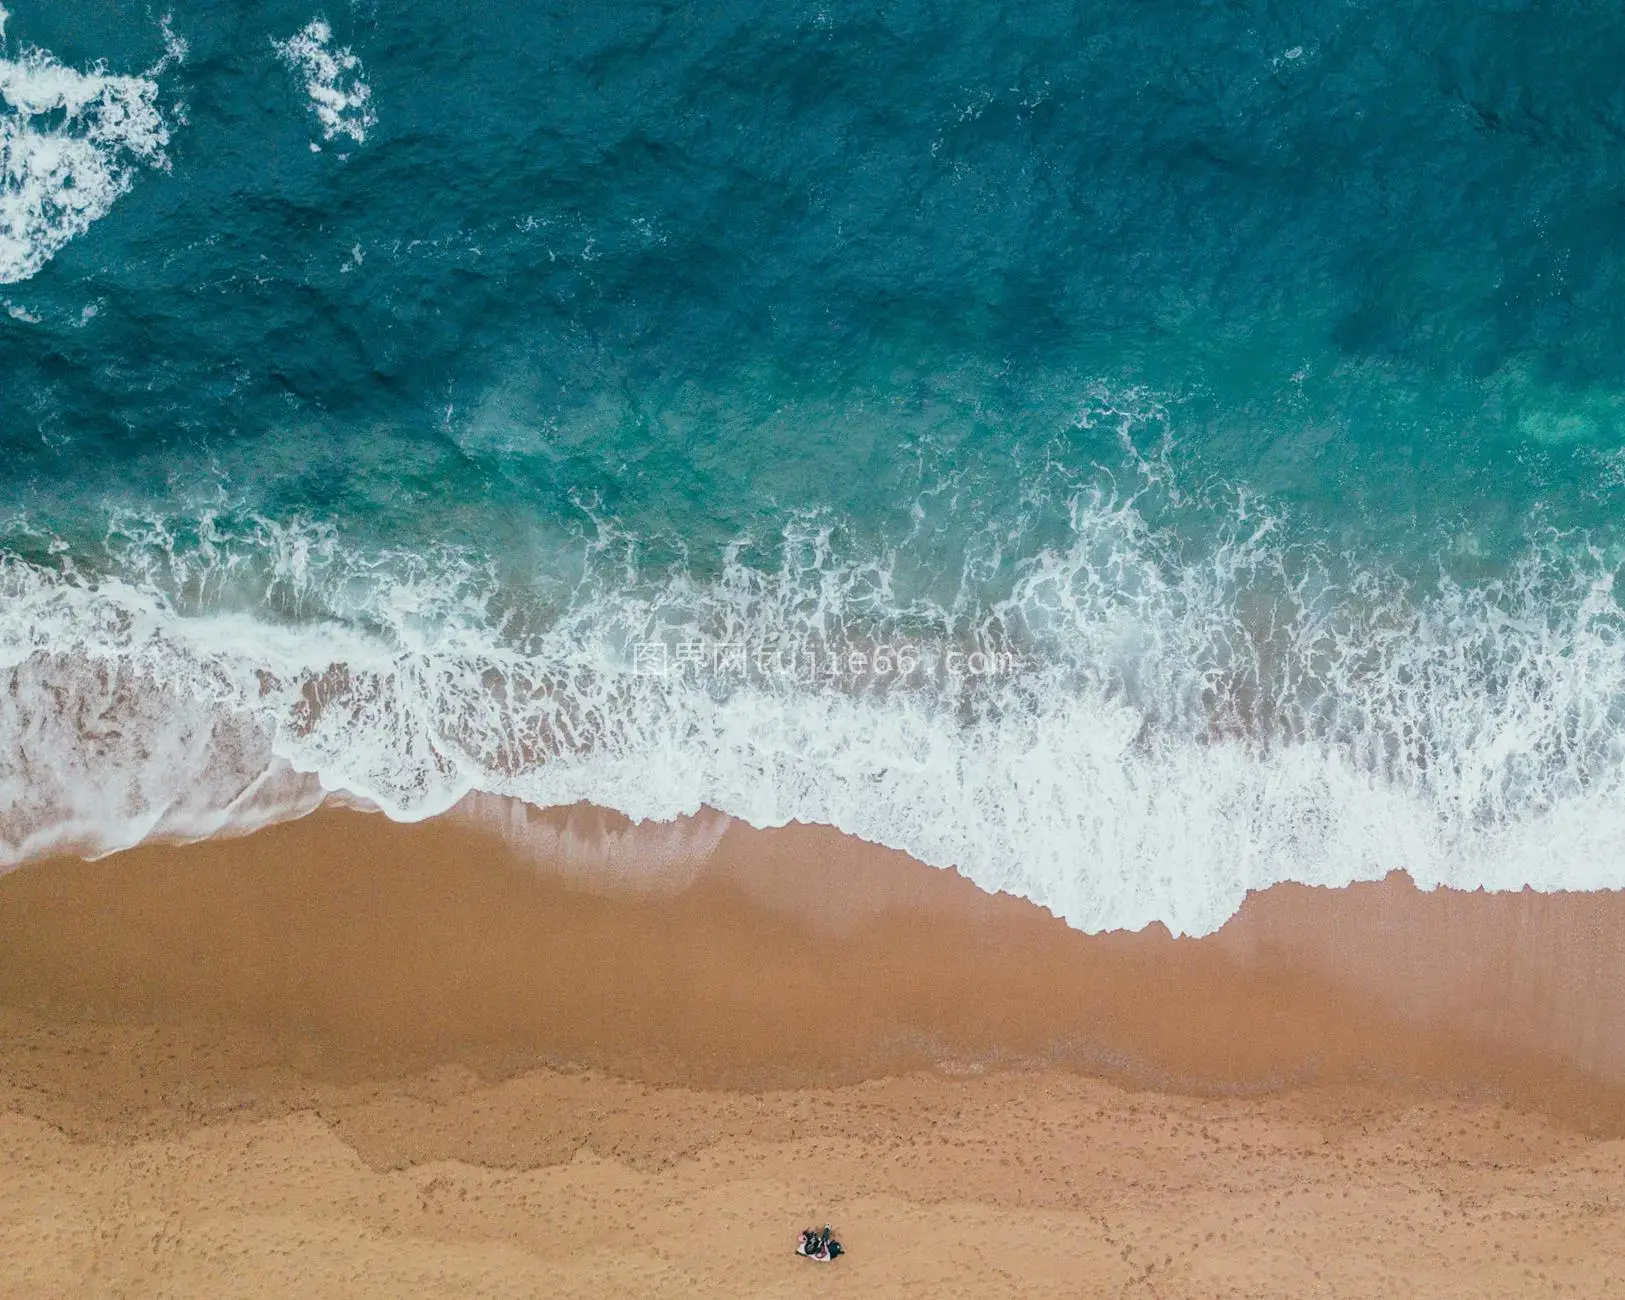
[797,1225,842,1261]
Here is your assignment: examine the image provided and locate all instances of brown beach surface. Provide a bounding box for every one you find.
[2,798,1624,1297]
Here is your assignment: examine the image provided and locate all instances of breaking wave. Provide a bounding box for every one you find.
[5,483,1625,936]
[0,10,182,284]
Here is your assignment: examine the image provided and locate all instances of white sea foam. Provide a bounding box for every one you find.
[4,496,1625,934]
[0,18,180,284]
[273,18,374,147]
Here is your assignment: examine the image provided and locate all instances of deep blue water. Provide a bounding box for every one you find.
[5,1,1625,932]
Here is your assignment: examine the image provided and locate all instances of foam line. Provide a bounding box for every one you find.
[3,499,1624,934]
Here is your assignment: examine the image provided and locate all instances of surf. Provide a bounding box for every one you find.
[4,477,1625,936]
[0,8,182,285]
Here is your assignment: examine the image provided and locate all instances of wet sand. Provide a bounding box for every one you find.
[2,800,1624,1296]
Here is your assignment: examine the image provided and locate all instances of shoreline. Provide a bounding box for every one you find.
[3,797,1625,1124]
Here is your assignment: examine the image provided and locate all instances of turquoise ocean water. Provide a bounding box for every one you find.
[5,1,1625,932]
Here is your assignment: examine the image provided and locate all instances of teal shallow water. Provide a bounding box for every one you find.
[4,1,1625,931]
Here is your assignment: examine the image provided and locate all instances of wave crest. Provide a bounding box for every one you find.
[0,15,182,284]
[4,496,1625,935]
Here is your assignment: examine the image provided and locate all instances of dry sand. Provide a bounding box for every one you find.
[2,800,1624,1297]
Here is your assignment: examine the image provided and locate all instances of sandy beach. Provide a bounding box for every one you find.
[11,2,1625,1296]
[3,802,1624,1297]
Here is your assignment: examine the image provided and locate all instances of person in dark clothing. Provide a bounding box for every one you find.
[797,1224,842,1260]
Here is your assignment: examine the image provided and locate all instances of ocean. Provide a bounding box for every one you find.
[4,0,1625,934]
